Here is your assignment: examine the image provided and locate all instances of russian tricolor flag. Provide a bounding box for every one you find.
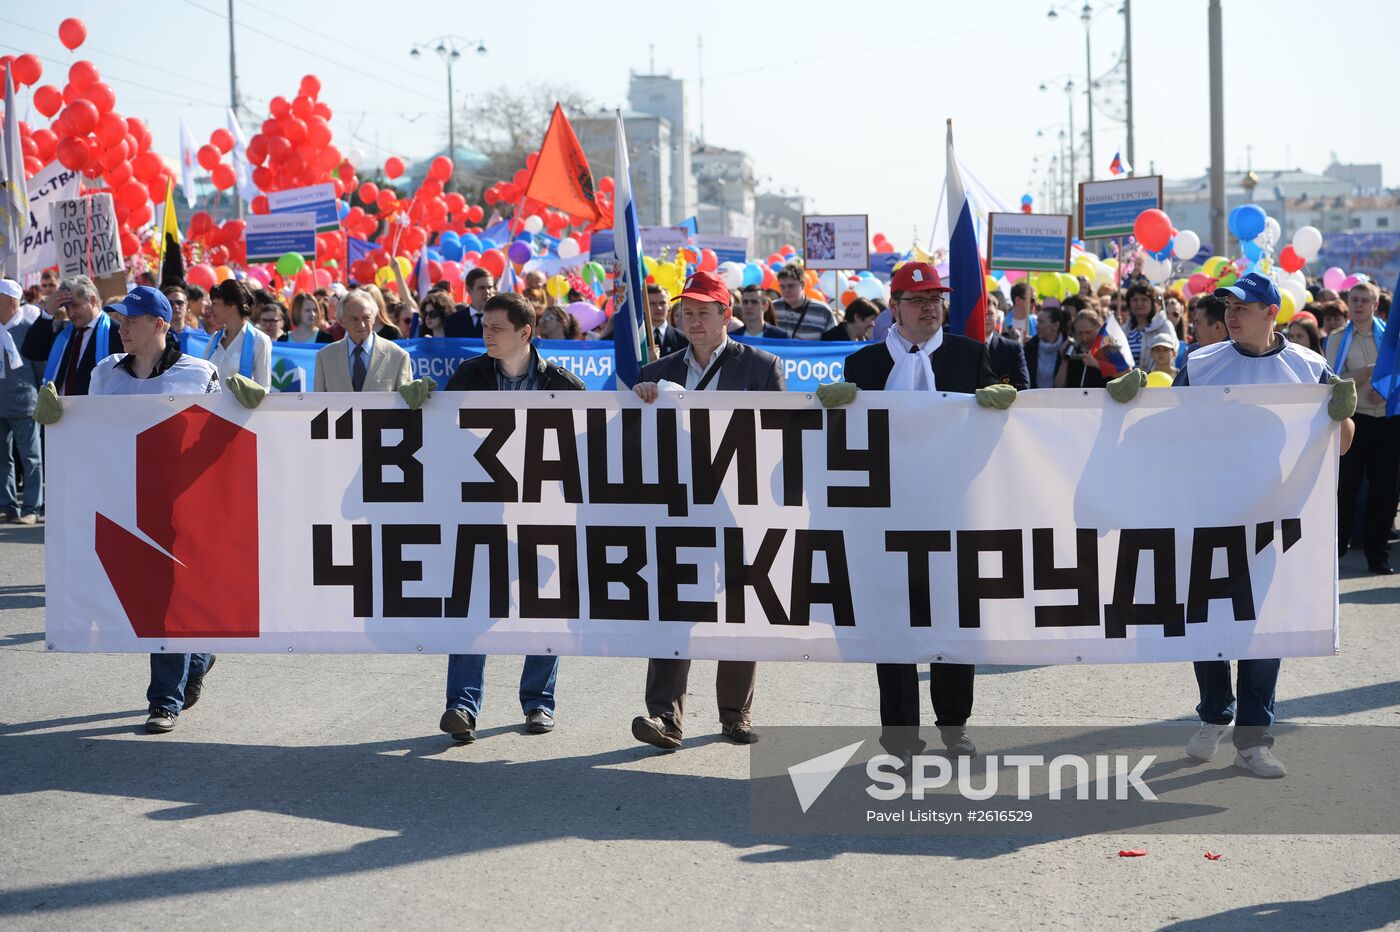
[611,110,651,388]
[1109,150,1132,176]
[946,121,986,343]
[1091,313,1135,377]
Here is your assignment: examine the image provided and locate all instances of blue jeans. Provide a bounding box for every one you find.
[445,654,558,719]
[0,415,42,515]
[148,652,213,715]
[1193,658,1280,749]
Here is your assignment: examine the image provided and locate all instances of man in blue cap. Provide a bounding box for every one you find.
[34,285,223,733]
[1108,270,1356,777]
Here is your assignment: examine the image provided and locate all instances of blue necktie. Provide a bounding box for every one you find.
[352,345,367,392]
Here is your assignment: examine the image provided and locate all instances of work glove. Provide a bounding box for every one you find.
[34,382,62,426]
[1106,368,1147,404]
[975,384,1017,410]
[1328,375,1357,422]
[816,382,858,408]
[227,374,267,409]
[398,376,436,410]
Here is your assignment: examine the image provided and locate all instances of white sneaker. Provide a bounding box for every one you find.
[1234,746,1286,778]
[1186,722,1230,761]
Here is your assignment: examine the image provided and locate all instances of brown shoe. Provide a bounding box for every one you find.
[631,715,682,750]
[721,722,760,744]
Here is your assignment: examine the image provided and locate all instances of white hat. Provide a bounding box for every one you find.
[0,279,21,300]
[1147,331,1178,351]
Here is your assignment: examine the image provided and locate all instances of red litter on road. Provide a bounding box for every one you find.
[1118,850,1148,857]
[1205,852,1224,860]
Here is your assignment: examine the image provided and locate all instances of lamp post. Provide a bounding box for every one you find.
[1040,79,1076,207]
[1080,3,1096,179]
[409,36,487,176]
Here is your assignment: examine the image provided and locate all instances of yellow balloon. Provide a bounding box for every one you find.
[1102,257,1118,269]
[546,274,569,299]
[985,274,1000,295]
[1203,256,1228,277]
[643,256,658,276]
[1276,290,1297,324]
[1145,370,1174,388]
[1059,272,1079,297]
[1070,257,1096,279]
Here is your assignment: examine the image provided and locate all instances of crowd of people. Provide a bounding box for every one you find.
[1,249,1393,779]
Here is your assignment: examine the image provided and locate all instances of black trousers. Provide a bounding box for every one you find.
[875,662,975,728]
[1338,413,1400,564]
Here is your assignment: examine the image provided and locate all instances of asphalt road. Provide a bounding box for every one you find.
[1,520,1397,930]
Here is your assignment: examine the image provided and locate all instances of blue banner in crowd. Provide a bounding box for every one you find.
[181,330,862,393]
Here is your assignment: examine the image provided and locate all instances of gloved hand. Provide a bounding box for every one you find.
[398,376,436,410]
[34,382,62,426]
[1328,375,1357,422]
[816,381,858,408]
[975,384,1017,410]
[227,374,267,409]
[1106,368,1147,404]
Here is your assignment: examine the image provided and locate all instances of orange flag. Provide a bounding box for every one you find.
[524,103,600,224]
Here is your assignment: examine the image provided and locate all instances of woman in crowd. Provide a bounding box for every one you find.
[1286,312,1325,354]
[357,284,403,340]
[523,287,549,317]
[536,304,581,340]
[283,292,333,344]
[204,278,272,387]
[1024,302,1070,389]
[1055,309,1114,389]
[1124,282,1174,362]
[254,298,288,342]
[419,291,456,338]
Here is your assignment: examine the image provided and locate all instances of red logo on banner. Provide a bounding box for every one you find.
[95,406,260,638]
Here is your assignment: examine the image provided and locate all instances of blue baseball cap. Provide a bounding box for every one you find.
[115,285,172,323]
[1214,272,1281,307]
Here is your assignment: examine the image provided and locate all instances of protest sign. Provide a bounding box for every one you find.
[267,182,341,232]
[802,215,869,270]
[1079,175,1163,239]
[17,161,81,277]
[639,225,689,258]
[51,193,123,279]
[986,213,1072,272]
[245,212,317,263]
[47,386,1339,664]
[694,235,748,265]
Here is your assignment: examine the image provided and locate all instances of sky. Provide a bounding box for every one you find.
[2,0,1394,248]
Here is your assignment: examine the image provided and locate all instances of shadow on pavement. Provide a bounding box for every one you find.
[1157,878,1400,931]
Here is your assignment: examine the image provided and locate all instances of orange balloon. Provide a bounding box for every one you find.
[841,290,856,307]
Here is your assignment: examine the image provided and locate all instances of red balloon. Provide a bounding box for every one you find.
[429,155,453,182]
[376,189,397,212]
[187,263,218,290]
[314,102,332,121]
[68,60,99,89]
[82,82,115,114]
[299,74,322,99]
[251,195,269,214]
[306,116,332,148]
[513,168,530,188]
[95,111,126,146]
[358,181,378,204]
[103,160,132,189]
[252,165,274,190]
[189,211,213,236]
[1279,245,1306,274]
[266,135,293,162]
[445,192,466,214]
[350,258,376,283]
[208,246,230,266]
[698,248,718,272]
[12,54,41,87]
[208,128,234,154]
[120,230,139,256]
[197,144,221,171]
[98,139,129,171]
[118,179,148,210]
[384,156,404,179]
[597,176,615,194]
[498,182,517,203]
[33,85,62,118]
[247,134,268,165]
[282,118,307,144]
[477,249,506,277]
[1133,208,1173,252]
[133,151,162,182]
[58,18,87,51]
[56,136,88,171]
[30,128,57,162]
[269,96,290,119]
[61,99,99,136]
[24,156,41,177]
[466,204,483,223]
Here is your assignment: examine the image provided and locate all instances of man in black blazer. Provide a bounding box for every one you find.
[630,270,784,750]
[984,305,1030,390]
[438,292,585,745]
[440,267,495,338]
[823,261,1013,758]
[22,274,124,397]
[648,283,689,357]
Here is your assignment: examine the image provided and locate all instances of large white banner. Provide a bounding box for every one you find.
[45,387,1340,663]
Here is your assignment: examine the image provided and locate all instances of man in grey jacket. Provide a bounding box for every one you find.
[0,280,41,524]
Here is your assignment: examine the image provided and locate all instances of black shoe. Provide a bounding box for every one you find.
[182,655,216,710]
[721,721,760,744]
[145,709,177,733]
[939,726,977,757]
[524,708,555,734]
[440,708,476,743]
[1367,561,1394,575]
[631,715,682,750]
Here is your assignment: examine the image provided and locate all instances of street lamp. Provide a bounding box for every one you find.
[1080,3,1095,180]
[1040,78,1076,204]
[409,35,487,180]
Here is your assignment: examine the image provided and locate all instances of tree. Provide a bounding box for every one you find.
[458,84,595,182]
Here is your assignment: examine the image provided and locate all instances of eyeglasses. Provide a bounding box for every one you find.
[896,295,944,309]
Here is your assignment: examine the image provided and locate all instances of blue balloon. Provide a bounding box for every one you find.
[1020,193,1033,206]
[1240,238,1262,261]
[513,232,532,244]
[1228,204,1266,240]
[337,199,350,219]
[478,237,497,251]
[437,232,463,261]
[461,233,482,253]
[741,262,763,288]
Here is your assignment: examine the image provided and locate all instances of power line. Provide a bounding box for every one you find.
[0,16,227,93]
[0,42,225,108]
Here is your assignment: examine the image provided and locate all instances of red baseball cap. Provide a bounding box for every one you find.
[890,261,952,293]
[677,269,731,306]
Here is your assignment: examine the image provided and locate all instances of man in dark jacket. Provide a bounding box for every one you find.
[629,269,784,750]
[0,280,42,523]
[984,305,1030,390]
[22,274,124,398]
[821,261,1014,758]
[439,292,584,744]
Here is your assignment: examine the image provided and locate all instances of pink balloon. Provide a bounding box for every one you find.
[1339,274,1363,292]
[245,266,273,288]
[565,301,605,332]
[1322,267,1346,292]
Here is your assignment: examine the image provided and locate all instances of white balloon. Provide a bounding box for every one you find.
[817,270,849,300]
[523,215,544,234]
[1258,216,1281,248]
[1280,280,1306,312]
[1140,255,1172,283]
[855,276,887,301]
[717,261,744,291]
[1292,225,1323,261]
[1172,229,1201,260]
[557,236,580,259]
[345,147,366,169]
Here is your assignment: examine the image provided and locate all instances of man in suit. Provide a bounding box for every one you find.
[22,274,124,398]
[648,283,688,357]
[313,292,414,393]
[820,261,1013,758]
[630,269,785,750]
[984,304,1030,390]
[439,292,585,744]
[440,268,495,338]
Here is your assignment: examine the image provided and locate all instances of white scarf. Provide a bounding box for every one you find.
[884,324,942,391]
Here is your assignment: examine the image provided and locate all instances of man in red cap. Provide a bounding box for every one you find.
[818,261,1014,758]
[630,269,784,749]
